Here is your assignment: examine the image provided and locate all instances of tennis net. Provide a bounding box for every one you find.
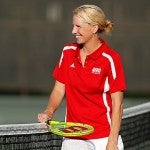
[120,102,150,150]
[0,102,150,150]
[0,123,62,150]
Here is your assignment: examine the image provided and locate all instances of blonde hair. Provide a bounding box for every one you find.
[73,5,113,33]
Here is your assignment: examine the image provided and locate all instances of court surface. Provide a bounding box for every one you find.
[0,95,149,125]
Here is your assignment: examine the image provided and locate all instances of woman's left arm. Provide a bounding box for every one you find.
[106,91,124,150]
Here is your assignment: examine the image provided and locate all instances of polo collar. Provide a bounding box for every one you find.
[75,38,106,60]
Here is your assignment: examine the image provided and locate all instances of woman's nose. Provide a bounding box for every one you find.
[72,26,77,35]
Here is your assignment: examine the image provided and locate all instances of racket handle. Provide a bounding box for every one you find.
[45,119,51,125]
[46,120,67,126]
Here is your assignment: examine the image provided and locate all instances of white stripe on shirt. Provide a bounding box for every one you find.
[59,45,77,67]
[103,77,111,125]
[102,52,116,79]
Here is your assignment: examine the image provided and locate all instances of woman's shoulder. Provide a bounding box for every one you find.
[101,40,121,58]
[62,42,78,51]
[100,39,122,64]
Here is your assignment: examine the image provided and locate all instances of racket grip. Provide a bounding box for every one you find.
[46,120,67,126]
[46,119,61,125]
[46,119,51,125]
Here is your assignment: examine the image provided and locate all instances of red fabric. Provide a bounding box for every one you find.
[53,39,126,139]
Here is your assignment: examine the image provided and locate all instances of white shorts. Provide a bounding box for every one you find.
[61,135,124,150]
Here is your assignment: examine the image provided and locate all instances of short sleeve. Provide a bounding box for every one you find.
[52,51,66,84]
[108,54,126,93]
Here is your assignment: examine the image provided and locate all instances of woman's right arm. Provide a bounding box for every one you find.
[38,80,65,123]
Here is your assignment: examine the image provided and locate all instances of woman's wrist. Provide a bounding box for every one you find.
[107,140,118,150]
[44,108,54,119]
[44,107,54,113]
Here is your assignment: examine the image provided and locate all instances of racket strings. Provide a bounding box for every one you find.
[59,126,88,133]
[46,120,94,137]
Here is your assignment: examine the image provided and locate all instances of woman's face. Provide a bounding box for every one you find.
[72,15,95,45]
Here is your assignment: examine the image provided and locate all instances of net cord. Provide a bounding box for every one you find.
[123,102,150,119]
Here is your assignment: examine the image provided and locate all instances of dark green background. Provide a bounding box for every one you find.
[0,0,149,95]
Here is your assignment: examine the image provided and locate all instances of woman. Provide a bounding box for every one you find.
[38,4,126,150]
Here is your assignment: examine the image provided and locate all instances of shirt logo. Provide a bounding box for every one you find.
[70,63,75,68]
[92,67,101,74]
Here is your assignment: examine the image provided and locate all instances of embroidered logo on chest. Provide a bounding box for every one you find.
[70,63,75,68]
[91,67,101,74]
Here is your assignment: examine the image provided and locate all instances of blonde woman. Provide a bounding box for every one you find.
[38,4,126,150]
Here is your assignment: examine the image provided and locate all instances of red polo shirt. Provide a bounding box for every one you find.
[53,39,126,139]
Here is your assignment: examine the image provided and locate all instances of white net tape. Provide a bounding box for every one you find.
[123,102,150,119]
[0,123,48,135]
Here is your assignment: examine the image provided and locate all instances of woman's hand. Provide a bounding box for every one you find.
[106,141,118,150]
[38,111,53,123]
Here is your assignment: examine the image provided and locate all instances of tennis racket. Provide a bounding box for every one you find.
[46,120,94,137]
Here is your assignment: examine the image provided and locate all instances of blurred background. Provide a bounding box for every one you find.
[0,0,149,124]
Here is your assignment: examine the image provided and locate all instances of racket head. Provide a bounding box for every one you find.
[46,120,94,137]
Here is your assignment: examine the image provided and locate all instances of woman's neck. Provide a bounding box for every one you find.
[82,39,102,55]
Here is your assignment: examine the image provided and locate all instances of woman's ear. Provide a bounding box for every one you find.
[92,24,99,34]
